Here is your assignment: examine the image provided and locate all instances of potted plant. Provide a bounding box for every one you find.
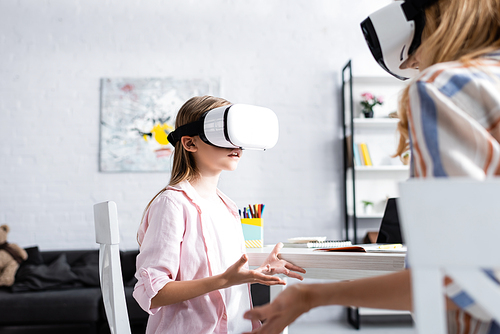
[360,92,383,118]
[361,200,374,214]
[401,151,411,165]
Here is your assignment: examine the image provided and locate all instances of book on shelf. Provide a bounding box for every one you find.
[315,243,407,253]
[352,144,362,166]
[359,143,372,166]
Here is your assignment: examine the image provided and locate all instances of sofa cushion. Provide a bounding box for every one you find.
[0,287,102,324]
[40,250,99,266]
[12,254,80,292]
[23,246,44,266]
[70,251,99,287]
[120,250,139,285]
[13,251,100,292]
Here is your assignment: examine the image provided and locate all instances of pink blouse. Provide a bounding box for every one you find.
[133,180,260,333]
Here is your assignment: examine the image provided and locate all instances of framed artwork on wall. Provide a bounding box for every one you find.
[99,77,220,172]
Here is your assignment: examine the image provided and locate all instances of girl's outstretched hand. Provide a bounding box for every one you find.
[221,254,286,288]
[243,284,312,334]
[257,243,306,280]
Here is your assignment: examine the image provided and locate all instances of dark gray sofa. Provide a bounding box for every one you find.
[0,248,148,334]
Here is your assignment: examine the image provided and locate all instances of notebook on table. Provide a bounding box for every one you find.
[283,237,352,248]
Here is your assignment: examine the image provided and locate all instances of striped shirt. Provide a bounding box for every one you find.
[407,53,500,333]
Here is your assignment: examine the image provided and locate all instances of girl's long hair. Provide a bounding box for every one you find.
[138,96,231,242]
[168,96,231,186]
[395,0,500,157]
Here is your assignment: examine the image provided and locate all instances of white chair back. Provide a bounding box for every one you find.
[93,201,132,334]
[398,179,500,333]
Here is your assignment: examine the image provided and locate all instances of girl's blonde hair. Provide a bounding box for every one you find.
[138,96,231,240]
[395,0,500,157]
[169,95,231,186]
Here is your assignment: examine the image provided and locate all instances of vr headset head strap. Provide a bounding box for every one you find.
[166,119,204,146]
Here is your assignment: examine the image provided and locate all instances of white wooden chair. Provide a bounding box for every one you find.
[398,179,500,333]
[93,201,132,334]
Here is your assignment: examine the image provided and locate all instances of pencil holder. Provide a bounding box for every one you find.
[241,218,263,248]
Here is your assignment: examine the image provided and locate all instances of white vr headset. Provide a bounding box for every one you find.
[361,0,438,80]
[167,104,279,150]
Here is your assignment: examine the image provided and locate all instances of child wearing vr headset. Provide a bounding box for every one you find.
[133,95,305,334]
[244,0,500,333]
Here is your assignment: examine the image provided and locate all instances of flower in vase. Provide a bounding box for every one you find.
[360,92,383,118]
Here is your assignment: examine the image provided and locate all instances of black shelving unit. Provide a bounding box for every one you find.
[341,61,411,330]
[341,60,361,330]
[341,60,357,244]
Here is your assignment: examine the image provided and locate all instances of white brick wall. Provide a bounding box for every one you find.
[0,0,390,252]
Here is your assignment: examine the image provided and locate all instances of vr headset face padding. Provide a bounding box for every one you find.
[167,104,279,150]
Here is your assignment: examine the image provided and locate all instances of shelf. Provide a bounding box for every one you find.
[353,118,399,127]
[350,75,406,85]
[354,213,384,219]
[354,165,409,172]
[348,213,384,219]
[356,307,412,316]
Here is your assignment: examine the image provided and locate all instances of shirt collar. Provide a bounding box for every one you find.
[167,180,239,217]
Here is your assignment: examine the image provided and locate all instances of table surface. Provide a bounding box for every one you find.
[246,246,406,280]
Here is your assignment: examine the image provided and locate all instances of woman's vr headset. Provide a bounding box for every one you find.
[167,104,279,150]
[360,0,438,80]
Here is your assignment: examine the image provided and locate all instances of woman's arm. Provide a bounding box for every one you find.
[243,269,460,334]
[151,254,286,308]
[310,269,412,310]
[243,269,412,334]
[242,270,411,334]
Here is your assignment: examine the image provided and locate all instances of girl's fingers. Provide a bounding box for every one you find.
[271,267,290,276]
[256,279,286,286]
[252,272,285,285]
[273,242,283,253]
[253,271,281,281]
[283,271,304,280]
[236,254,248,268]
[269,242,283,257]
[285,262,306,273]
[266,265,304,280]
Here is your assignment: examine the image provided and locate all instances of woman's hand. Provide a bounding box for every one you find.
[221,254,286,288]
[257,243,306,280]
[243,284,313,334]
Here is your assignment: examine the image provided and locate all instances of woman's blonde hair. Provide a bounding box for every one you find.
[138,96,231,240]
[395,0,500,157]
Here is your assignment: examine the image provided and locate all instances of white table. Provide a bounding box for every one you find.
[246,246,406,333]
[247,246,406,280]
